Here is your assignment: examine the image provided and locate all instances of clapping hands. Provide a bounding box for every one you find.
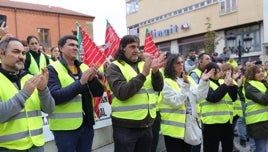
[80,64,98,85]
[23,68,48,95]
[201,69,215,81]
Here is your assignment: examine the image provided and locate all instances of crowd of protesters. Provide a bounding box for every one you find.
[2,20,268,152]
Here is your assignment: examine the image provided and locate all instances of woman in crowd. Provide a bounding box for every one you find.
[50,46,59,62]
[244,65,268,152]
[201,62,238,152]
[159,54,214,152]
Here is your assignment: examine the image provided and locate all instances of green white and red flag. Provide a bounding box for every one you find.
[76,23,106,118]
[76,22,83,61]
[104,20,120,58]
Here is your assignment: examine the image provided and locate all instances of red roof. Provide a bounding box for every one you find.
[0,0,95,18]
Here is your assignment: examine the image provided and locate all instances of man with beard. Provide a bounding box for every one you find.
[185,49,198,74]
[0,37,55,151]
[106,35,164,152]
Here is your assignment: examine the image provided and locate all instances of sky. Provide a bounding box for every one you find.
[12,0,127,45]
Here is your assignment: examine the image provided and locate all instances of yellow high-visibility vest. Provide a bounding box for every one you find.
[111,61,157,120]
[48,61,89,130]
[200,80,233,124]
[28,53,48,74]
[244,80,268,125]
[0,73,44,150]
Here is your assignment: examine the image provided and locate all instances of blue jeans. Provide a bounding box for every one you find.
[237,101,247,140]
[113,125,153,152]
[53,123,94,152]
[255,139,268,152]
[249,138,256,151]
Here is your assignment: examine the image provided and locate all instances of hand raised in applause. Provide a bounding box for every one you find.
[80,64,98,85]
[36,68,49,91]
[201,69,215,81]
[0,22,8,38]
[141,53,153,77]
[181,71,190,83]
[23,75,42,95]
[224,71,234,86]
[151,52,166,73]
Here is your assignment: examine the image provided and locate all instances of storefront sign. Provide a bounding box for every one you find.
[150,24,179,38]
[150,23,190,38]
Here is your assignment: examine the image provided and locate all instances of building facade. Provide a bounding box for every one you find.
[0,0,94,51]
[126,0,266,64]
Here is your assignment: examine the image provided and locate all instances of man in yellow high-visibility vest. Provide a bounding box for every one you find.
[0,37,55,151]
[47,35,104,152]
[106,35,164,152]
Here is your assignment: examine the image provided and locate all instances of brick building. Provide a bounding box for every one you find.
[0,0,94,50]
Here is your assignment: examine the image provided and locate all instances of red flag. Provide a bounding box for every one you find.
[80,27,106,67]
[104,20,120,58]
[93,75,112,119]
[79,26,106,118]
[94,96,102,119]
[144,28,159,57]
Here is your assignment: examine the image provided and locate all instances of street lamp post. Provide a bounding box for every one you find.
[226,33,253,64]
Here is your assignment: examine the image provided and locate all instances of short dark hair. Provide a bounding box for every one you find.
[21,40,28,47]
[198,52,210,60]
[203,62,220,73]
[58,35,78,48]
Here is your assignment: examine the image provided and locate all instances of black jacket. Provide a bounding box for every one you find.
[206,79,238,103]
[244,81,268,139]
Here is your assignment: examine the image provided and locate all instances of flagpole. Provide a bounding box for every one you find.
[76,22,82,61]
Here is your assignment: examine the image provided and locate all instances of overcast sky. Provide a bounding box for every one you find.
[12,0,127,45]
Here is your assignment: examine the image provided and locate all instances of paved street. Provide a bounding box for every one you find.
[92,134,251,152]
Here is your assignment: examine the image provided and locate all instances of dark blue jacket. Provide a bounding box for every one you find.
[47,57,104,125]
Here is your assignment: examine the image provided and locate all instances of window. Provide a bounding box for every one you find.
[219,0,237,15]
[126,0,139,15]
[189,6,193,11]
[183,7,188,12]
[207,0,212,4]
[157,42,171,53]
[128,27,139,35]
[37,28,50,47]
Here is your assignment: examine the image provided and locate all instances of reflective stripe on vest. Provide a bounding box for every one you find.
[160,78,185,139]
[3,110,42,123]
[0,128,42,143]
[189,68,202,79]
[48,61,88,130]
[28,53,47,74]
[0,73,44,150]
[111,61,157,120]
[220,79,242,117]
[244,81,268,125]
[200,80,233,124]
